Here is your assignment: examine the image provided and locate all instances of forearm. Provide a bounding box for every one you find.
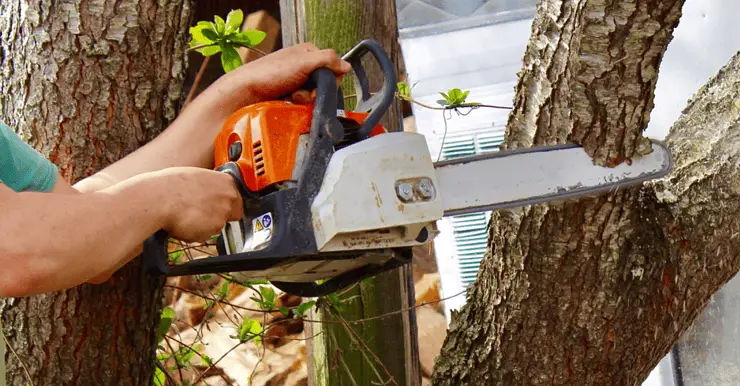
[74,82,253,193]
[0,176,171,297]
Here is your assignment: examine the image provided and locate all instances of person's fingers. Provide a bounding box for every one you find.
[291,90,313,104]
[303,49,352,75]
[292,42,320,53]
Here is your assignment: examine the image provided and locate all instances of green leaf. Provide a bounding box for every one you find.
[237,318,263,343]
[229,30,267,48]
[218,280,230,298]
[202,354,213,366]
[244,30,267,46]
[279,306,290,316]
[199,274,213,281]
[295,300,315,318]
[153,367,166,386]
[220,43,243,73]
[397,82,410,97]
[225,9,244,34]
[175,346,197,365]
[156,307,175,344]
[189,24,215,45]
[251,286,276,311]
[325,293,343,312]
[168,249,184,262]
[228,32,251,47]
[260,286,276,303]
[196,44,221,56]
[214,15,226,36]
[201,28,220,42]
[204,299,214,309]
[449,88,462,101]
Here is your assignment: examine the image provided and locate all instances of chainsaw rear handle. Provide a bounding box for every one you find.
[142,67,343,277]
[141,164,253,276]
[341,39,397,138]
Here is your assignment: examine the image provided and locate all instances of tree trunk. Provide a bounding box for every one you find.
[0,1,191,384]
[432,0,740,384]
[280,1,421,385]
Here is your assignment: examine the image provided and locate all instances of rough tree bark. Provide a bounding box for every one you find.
[432,0,740,384]
[280,1,421,385]
[0,1,191,384]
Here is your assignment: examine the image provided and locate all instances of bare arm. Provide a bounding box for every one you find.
[75,43,351,193]
[0,167,242,298]
[0,176,170,296]
[49,177,151,285]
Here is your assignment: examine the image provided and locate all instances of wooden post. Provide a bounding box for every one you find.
[237,10,281,63]
[279,1,421,385]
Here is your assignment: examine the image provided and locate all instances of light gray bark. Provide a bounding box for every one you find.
[430,0,739,384]
[0,0,191,384]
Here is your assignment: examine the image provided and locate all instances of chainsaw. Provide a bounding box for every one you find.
[142,39,673,297]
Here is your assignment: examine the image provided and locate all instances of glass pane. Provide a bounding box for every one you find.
[396,0,538,36]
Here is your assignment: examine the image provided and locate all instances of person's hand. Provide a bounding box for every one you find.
[149,167,244,242]
[203,43,352,112]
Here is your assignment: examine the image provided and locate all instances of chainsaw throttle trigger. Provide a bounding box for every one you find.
[341,39,396,139]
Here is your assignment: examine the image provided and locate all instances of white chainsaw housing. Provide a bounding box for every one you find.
[311,132,443,252]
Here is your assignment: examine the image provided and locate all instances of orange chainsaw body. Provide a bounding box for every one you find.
[214,101,387,193]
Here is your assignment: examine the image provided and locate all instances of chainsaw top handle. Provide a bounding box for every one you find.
[341,39,397,138]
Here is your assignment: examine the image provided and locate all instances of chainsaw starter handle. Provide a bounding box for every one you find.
[341,39,397,138]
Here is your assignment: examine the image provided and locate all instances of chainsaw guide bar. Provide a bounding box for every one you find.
[435,140,672,216]
[141,39,674,297]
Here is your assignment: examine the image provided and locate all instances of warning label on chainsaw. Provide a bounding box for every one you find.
[245,212,273,250]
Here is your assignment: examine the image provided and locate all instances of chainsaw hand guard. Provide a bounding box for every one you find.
[341,39,397,138]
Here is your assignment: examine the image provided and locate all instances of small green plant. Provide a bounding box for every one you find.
[397,81,410,97]
[294,300,316,319]
[251,286,277,311]
[188,9,267,72]
[156,307,175,347]
[438,88,475,107]
[234,318,263,344]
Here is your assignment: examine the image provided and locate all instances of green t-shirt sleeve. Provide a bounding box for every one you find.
[0,121,58,193]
